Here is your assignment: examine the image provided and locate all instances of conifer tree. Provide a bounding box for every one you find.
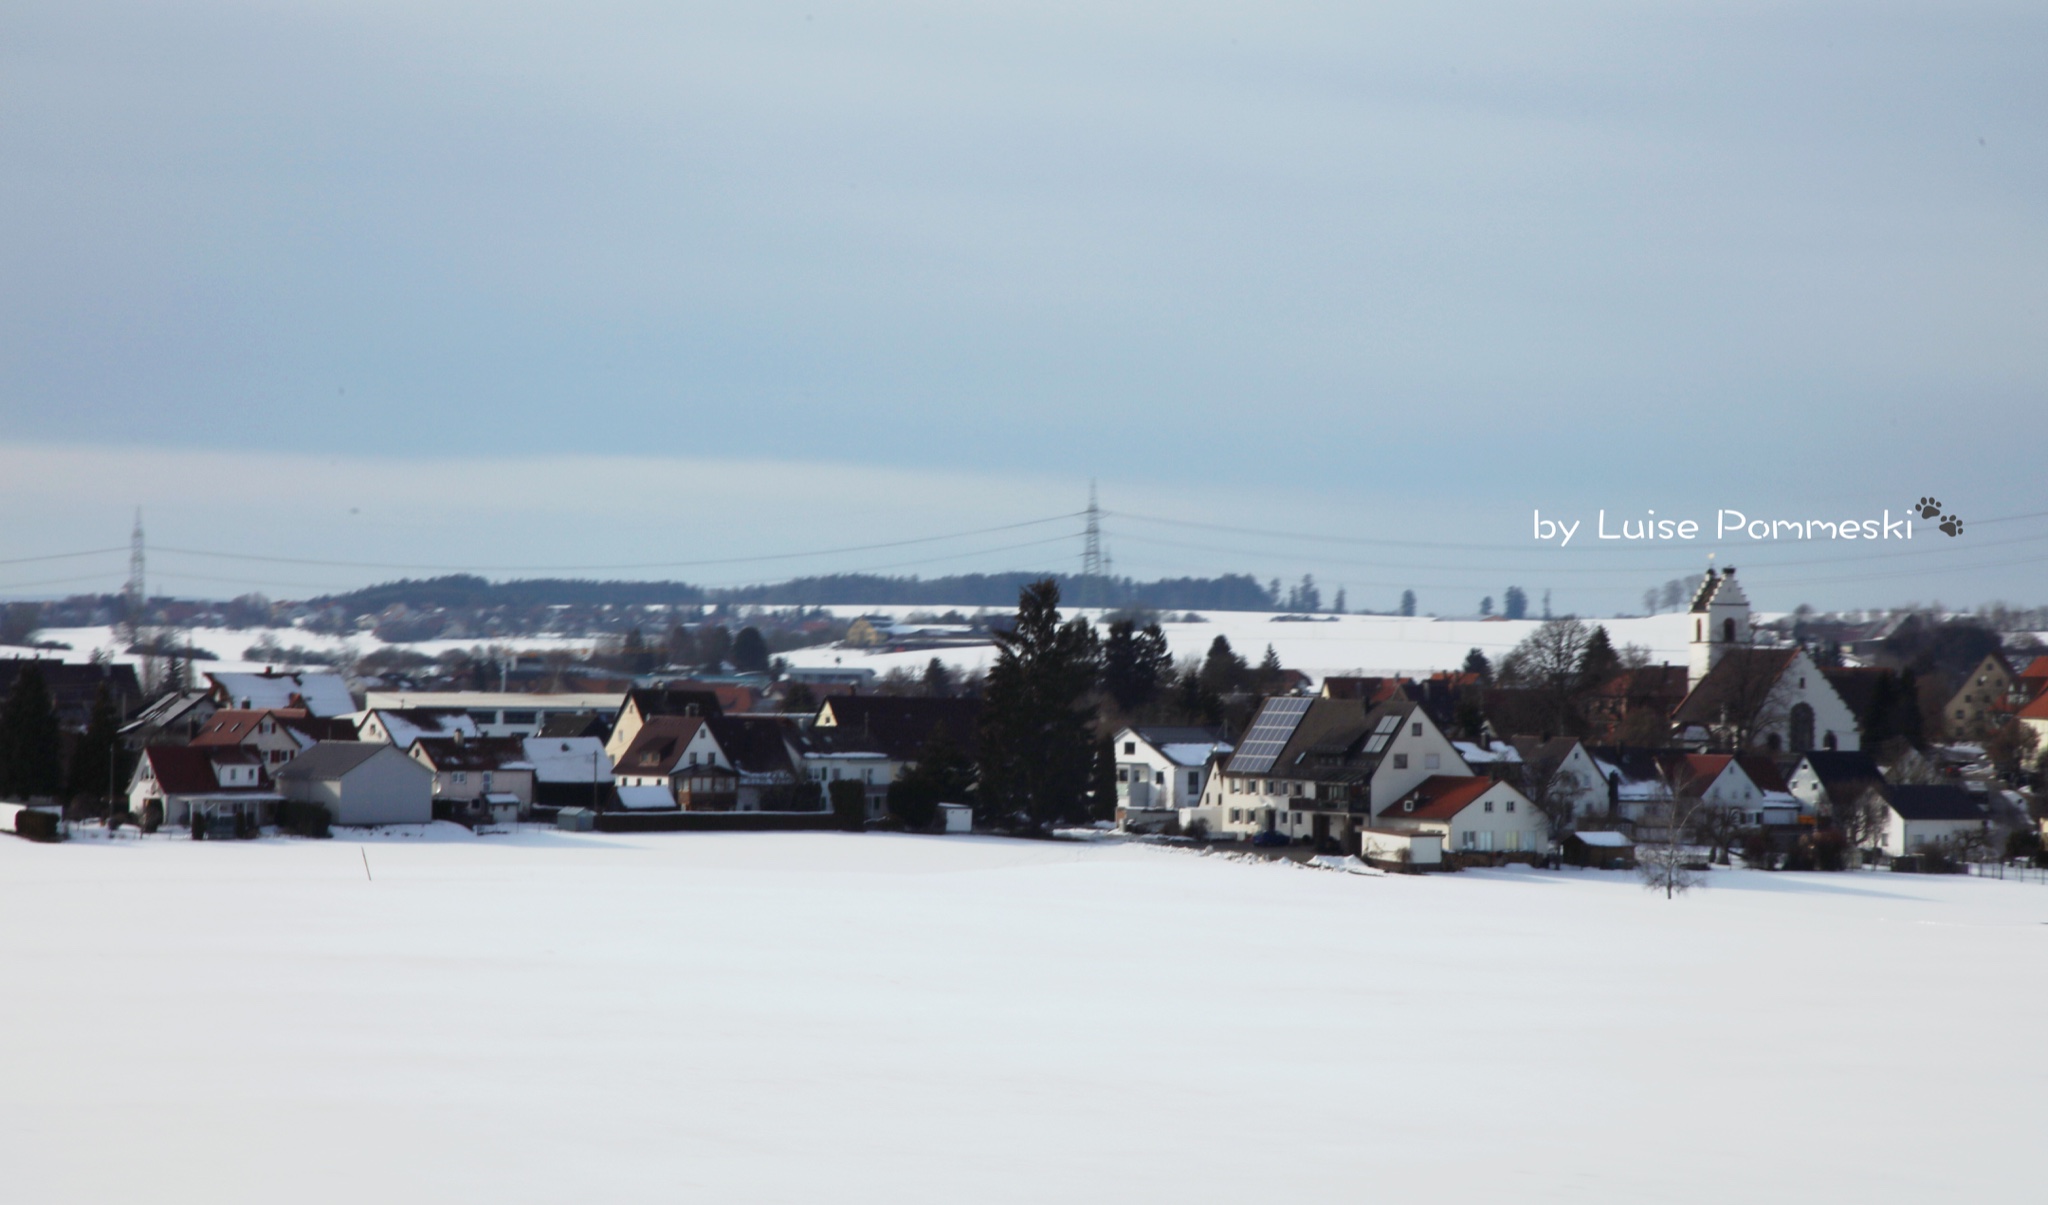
[0,664,65,800]
[976,579,1100,831]
[67,682,124,813]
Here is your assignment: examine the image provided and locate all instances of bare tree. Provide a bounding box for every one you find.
[1638,767,1709,897]
[1498,618,1593,736]
[1688,797,1747,866]
[1831,786,1892,867]
[1699,647,1795,750]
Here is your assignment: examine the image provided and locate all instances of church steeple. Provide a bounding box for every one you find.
[1687,564,1750,688]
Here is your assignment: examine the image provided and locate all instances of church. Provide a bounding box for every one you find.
[1670,566,1862,753]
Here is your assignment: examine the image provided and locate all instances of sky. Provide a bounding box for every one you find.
[2,1,2043,613]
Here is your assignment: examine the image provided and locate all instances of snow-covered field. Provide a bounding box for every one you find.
[9,610,1696,685]
[4,829,2043,1203]
[782,608,1698,681]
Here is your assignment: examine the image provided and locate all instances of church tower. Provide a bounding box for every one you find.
[1687,565,1750,689]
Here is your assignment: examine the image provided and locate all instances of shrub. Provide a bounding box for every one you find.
[278,800,332,839]
[1185,818,1209,841]
[828,780,867,832]
[140,801,162,834]
[107,809,126,832]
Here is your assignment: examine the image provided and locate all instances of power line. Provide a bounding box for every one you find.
[148,511,1086,573]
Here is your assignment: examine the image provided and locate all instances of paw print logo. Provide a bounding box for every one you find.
[1939,514,1963,537]
[1914,496,1942,519]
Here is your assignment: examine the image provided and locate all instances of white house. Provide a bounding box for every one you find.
[1199,697,1473,847]
[1868,784,1988,858]
[1381,775,1549,855]
[274,742,433,826]
[355,707,480,748]
[1112,725,1232,827]
[127,745,279,828]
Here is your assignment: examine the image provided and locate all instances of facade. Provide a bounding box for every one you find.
[409,736,536,822]
[1784,751,1885,822]
[274,742,434,826]
[1939,654,2017,739]
[1382,775,1548,855]
[604,688,725,761]
[1111,725,1232,824]
[1686,566,1753,688]
[126,745,278,828]
[1673,646,1861,753]
[191,708,353,770]
[798,696,981,820]
[1197,696,1472,849]
[1867,784,1988,858]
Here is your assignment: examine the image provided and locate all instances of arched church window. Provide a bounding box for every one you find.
[1722,617,1736,643]
[1789,703,1815,753]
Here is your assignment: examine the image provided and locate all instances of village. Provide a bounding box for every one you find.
[4,564,2044,887]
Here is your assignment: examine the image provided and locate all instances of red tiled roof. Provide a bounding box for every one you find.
[142,745,269,795]
[2019,692,2048,721]
[1397,775,1495,820]
[617,715,709,776]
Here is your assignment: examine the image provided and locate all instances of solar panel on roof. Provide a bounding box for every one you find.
[1226,697,1312,775]
[1373,714,1402,734]
[1364,733,1390,754]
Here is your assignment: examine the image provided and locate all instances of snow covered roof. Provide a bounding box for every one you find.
[520,736,613,783]
[1453,740,1520,765]
[1158,741,1232,767]
[366,708,479,748]
[614,784,677,811]
[1573,831,1633,847]
[207,671,355,717]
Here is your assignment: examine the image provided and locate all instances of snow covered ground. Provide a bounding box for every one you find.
[4,829,2043,1203]
[782,607,1698,681]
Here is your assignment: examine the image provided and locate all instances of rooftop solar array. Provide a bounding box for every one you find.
[1226,696,1312,775]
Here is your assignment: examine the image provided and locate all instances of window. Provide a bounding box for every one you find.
[1229,809,1242,822]
[1292,782,1303,796]
[1411,723,1422,737]
[1505,831,1522,852]
[453,772,467,784]
[1124,742,1135,755]
[504,711,537,725]
[1424,753,1440,770]
[1505,799,1515,812]
[1484,800,1494,812]
[1393,754,1408,769]
[1155,771,1165,785]
[1189,771,1200,792]
[1118,768,1129,782]
[482,772,493,790]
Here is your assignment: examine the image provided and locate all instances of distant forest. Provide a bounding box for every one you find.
[307,572,1279,613]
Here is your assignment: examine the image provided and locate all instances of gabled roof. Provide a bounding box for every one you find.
[623,687,724,721]
[1689,566,1749,613]
[192,708,350,750]
[1394,775,1496,820]
[616,715,711,777]
[520,736,612,783]
[2019,691,2048,721]
[1225,697,1423,784]
[411,736,533,772]
[141,745,270,795]
[364,707,479,748]
[1881,784,1986,822]
[811,696,981,761]
[1732,754,1788,794]
[2019,656,2048,682]
[1796,750,1884,787]
[206,670,355,717]
[1125,726,1232,767]
[273,741,390,782]
[1672,648,1800,727]
[707,715,800,778]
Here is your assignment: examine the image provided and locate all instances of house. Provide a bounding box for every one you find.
[2016,656,2048,704]
[799,696,982,820]
[2016,691,2048,755]
[1583,665,1689,742]
[604,687,726,761]
[1111,725,1232,827]
[364,691,629,738]
[709,715,811,810]
[190,708,354,771]
[612,715,739,810]
[0,659,144,731]
[781,665,877,692]
[1196,696,1471,849]
[1511,737,1609,817]
[1785,750,1885,823]
[205,670,356,718]
[1672,567,1861,752]
[1582,747,1795,831]
[1940,654,2017,738]
[356,707,480,747]
[520,735,613,812]
[409,736,536,823]
[1864,784,1988,858]
[127,745,279,829]
[274,742,434,826]
[118,689,217,751]
[1381,775,1548,856]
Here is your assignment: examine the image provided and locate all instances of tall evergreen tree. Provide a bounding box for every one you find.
[0,664,65,800]
[1101,620,1172,713]
[1200,635,1248,695]
[976,579,1100,831]
[731,626,770,674]
[1577,625,1621,691]
[67,682,124,812]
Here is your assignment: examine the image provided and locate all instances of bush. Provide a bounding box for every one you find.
[140,801,162,834]
[13,808,61,842]
[107,809,126,832]
[277,800,332,839]
[828,780,867,832]
[1185,818,1209,841]
[1787,829,1847,872]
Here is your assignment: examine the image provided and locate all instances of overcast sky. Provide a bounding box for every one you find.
[2,1,2042,612]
